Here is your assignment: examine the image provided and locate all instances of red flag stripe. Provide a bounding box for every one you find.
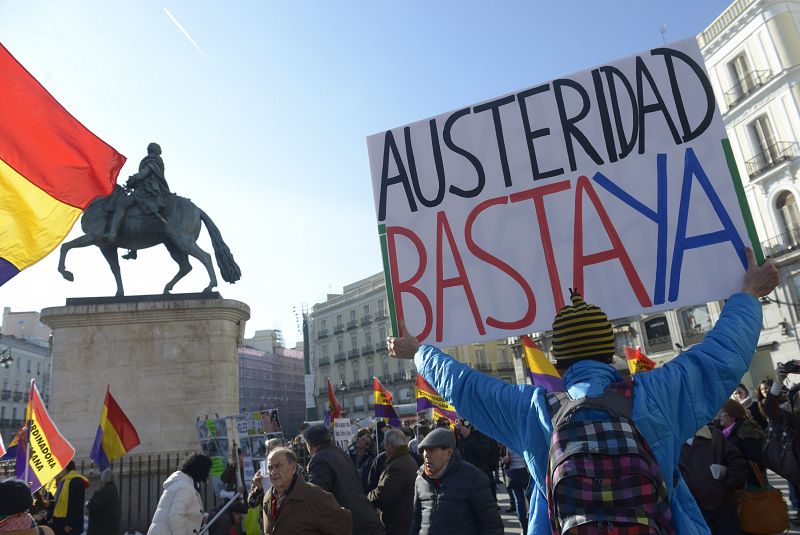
[0,44,125,208]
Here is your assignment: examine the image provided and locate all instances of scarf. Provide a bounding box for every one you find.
[0,513,35,532]
[722,422,736,438]
[269,474,298,521]
[53,471,89,518]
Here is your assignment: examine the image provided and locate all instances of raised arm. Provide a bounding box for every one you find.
[634,248,777,443]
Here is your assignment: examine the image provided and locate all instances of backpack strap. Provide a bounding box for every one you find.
[547,381,634,427]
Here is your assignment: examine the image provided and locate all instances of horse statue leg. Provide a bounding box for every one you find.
[162,241,193,294]
[58,234,100,282]
[98,245,124,297]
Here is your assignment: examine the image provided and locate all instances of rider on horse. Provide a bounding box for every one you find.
[106,142,171,243]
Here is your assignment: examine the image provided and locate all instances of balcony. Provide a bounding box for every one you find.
[10,419,22,429]
[724,70,772,108]
[335,352,346,363]
[317,329,329,340]
[375,311,386,321]
[348,349,360,359]
[361,314,372,325]
[0,390,10,401]
[347,320,358,330]
[12,391,22,402]
[318,387,327,396]
[745,142,800,178]
[334,324,344,335]
[0,419,8,428]
[361,344,374,355]
[761,225,800,259]
[475,362,492,372]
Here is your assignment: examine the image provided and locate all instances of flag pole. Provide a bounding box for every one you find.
[23,379,33,487]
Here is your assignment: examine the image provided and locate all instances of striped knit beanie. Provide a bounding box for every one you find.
[552,288,615,365]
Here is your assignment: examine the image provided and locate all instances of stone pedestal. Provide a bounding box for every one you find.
[41,293,249,457]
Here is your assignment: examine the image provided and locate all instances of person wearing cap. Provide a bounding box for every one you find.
[388,247,779,534]
[367,429,418,535]
[0,478,55,535]
[85,468,120,535]
[303,424,382,535]
[410,428,503,535]
[262,447,351,535]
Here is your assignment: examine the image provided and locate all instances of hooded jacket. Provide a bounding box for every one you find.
[146,471,204,535]
[414,293,761,535]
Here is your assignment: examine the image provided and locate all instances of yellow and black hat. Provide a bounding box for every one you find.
[551,288,614,365]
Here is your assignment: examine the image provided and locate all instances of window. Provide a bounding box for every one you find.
[729,53,753,98]
[350,310,356,321]
[320,319,327,330]
[750,115,778,161]
[36,362,40,375]
[475,348,487,366]
[365,332,372,347]
[363,304,369,315]
[350,336,358,350]
[336,314,343,328]
[679,305,713,345]
[337,340,344,353]
[379,327,386,340]
[377,299,385,317]
[776,191,800,245]
[26,360,30,373]
[643,316,672,353]
[0,407,4,419]
[352,361,361,381]
[367,358,374,379]
[12,407,17,420]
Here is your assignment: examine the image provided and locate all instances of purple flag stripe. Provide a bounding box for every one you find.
[416,398,458,420]
[0,257,20,286]
[528,372,563,392]
[374,404,399,419]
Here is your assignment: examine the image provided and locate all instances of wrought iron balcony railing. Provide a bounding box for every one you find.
[745,141,800,178]
[724,70,772,107]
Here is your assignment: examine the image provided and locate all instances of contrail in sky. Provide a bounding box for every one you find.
[163,7,209,61]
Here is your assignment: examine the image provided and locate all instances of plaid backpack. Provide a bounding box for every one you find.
[545,381,674,535]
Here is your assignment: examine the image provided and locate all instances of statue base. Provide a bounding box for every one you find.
[41,294,250,457]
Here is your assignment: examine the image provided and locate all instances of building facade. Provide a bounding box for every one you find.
[0,308,52,441]
[239,329,306,436]
[700,0,800,384]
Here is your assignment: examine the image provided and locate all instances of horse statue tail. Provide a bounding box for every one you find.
[199,210,242,283]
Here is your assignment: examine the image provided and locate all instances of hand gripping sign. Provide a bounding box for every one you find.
[367,38,760,348]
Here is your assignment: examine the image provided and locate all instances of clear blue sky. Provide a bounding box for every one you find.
[1,1,733,345]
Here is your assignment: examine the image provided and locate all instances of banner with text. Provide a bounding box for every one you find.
[367,37,758,347]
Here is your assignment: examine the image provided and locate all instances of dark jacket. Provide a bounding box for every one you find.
[367,446,418,535]
[727,418,765,487]
[86,481,121,535]
[459,433,492,475]
[51,473,87,535]
[308,443,382,535]
[365,451,386,493]
[411,451,503,535]
[263,476,352,535]
[678,425,747,512]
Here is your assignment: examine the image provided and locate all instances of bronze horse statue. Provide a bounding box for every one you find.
[58,186,241,296]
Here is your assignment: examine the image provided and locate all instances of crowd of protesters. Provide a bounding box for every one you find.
[6,248,800,535]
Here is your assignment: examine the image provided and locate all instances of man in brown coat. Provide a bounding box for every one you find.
[368,429,418,535]
[262,447,351,535]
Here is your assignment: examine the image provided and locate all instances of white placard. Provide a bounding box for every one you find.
[333,418,351,451]
[367,37,757,347]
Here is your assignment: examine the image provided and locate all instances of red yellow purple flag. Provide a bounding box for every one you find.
[415,374,458,423]
[324,378,342,426]
[521,335,563,391]
[625,346,656,374]
[16,380,75,492]
[90,386,140,470]
[373,377,401,427]
[0,44,125,286]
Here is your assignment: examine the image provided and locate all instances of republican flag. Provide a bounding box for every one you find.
[432,408,456,428]
[373,377,401,427]
[625,346,656,374]
[415,374,458,423]
[0,44,125,286]
[90,386,140,470]
[0,424,25,461]
[16,380,75,492]
[521,335,563,391]
[324,378,342,426]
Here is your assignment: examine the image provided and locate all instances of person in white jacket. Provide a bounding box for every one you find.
[147,453,212,535]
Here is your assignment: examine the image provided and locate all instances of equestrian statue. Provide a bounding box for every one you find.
[58,143,241,296]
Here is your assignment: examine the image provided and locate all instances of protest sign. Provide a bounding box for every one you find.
[367,37,759,348]
[333,418,351,451]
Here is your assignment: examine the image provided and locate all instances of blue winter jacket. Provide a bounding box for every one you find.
[414,292,761,535]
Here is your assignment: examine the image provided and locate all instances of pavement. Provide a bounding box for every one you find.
[494,472,800,534]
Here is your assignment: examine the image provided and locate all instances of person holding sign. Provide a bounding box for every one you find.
[387,247,778,535]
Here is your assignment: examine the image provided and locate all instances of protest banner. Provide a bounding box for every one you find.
[333,418,351,451]
[367,37,759,348]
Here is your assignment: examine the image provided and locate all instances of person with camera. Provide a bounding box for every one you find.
[765,361,800,522]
